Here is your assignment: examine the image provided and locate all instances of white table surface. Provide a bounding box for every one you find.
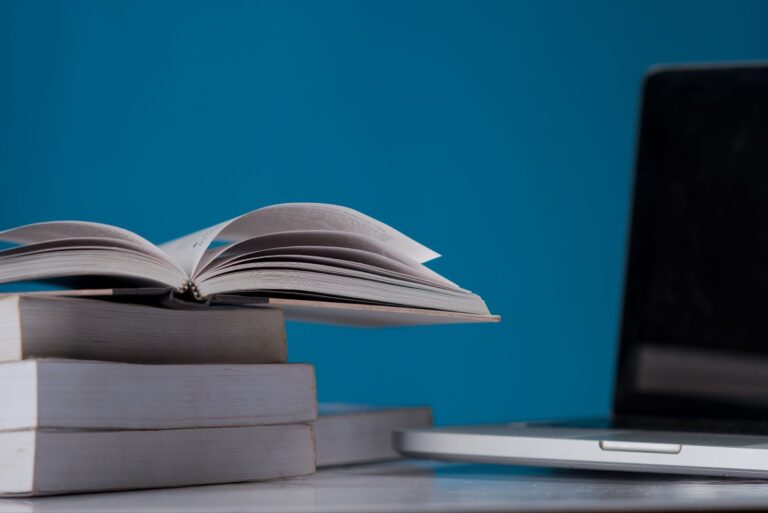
[3,460,768,513]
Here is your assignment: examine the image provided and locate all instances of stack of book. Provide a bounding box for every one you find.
[0,295,317,496]
[0,203,497,496]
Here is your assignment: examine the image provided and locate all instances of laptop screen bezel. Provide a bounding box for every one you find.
[612,64,768,423]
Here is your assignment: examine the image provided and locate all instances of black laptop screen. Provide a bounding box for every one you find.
[614,66,768,421]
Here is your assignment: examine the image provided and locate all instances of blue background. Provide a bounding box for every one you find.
[1,1,767,424]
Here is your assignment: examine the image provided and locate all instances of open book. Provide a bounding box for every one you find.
[0,204,494,322]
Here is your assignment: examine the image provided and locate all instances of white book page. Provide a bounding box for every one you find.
[0,222,187,287]
[161,204,440,276]
[0,221,176,265]
[158,221,229,276]
[194,231,435,275]
[198,247,459,289]
[0,249,185,287]
[198,267,489,314]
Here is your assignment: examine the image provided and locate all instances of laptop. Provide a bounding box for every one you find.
[395,64,768,478]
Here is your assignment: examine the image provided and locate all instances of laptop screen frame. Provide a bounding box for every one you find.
[612,64,768,423]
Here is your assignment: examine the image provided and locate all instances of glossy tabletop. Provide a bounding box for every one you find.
[3,461,768,513]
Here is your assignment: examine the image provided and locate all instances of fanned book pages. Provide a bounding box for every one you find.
[0,204,497,326]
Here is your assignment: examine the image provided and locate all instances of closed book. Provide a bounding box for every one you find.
[0,424,315,496]
[316,404,432,467]
[0,360,316,430]
[0,295,286,364]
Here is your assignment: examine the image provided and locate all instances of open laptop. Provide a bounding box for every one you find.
[395,64,768,478]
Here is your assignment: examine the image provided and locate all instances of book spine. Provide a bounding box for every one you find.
[176,279,204,302]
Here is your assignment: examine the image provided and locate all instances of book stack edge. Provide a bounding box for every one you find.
[0,296,436,496]
[0,295,315,496]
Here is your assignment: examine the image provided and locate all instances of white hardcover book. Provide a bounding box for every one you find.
[0,424,315,496]
[0,360,317,430]
[0,295,286,364]
[316,404,432,467]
